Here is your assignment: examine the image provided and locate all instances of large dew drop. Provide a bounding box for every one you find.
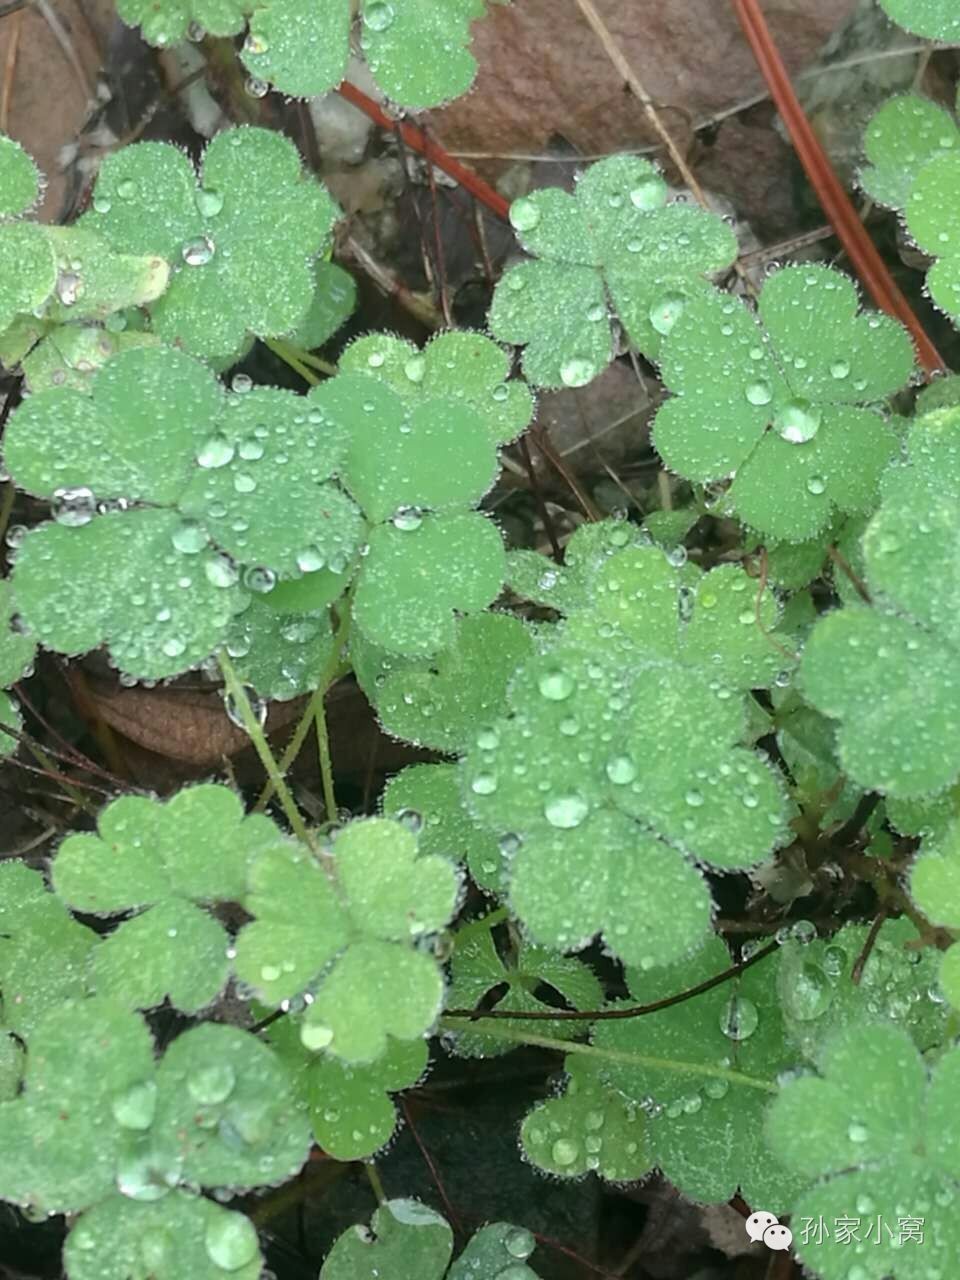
[719,993,759,1041]
[773,398,821,444]
[52,486,96,527]
[204,1214,260,1272]
[181,235,215,267]
[538,668,575,701]
[544,794,589,828]
[559,356,597,387]
[509,197,540,233]
[364,0,395,31]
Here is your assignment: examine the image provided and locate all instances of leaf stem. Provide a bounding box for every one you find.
[314,692,337,824]
[437,1018,778,1094]
[217,649,314,849]
[264,337,321,386]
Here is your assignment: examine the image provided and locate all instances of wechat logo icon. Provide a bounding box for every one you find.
[746,1211,793,1251]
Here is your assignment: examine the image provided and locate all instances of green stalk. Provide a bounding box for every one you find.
[217,649,314,848]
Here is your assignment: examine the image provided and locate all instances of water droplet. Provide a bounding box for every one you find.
[395,807,422,833]
[230,372,253,394]
[188,1063,236,1105]
[544,794,589,828]
[182,235,215,267]
[745,380,773,406]
[244,32,268,54]
[111,1080,157,1130]
[806,474,826,495]
[117,178,137,200]
[300,1021,334,1051]
[196,187,224,218]
[559,356,596,387]
[791,919,817,944]
[364,0,395,31]
[205,1213,259,1271]
[684,788,705,807]
[56,270,81,306]
[471,773,497,796]
[52,486,96,527]
[504,1227,535,1260]
[224,686,266,730]
[784,961,832,1020]
[847,1121,869,1143]
[392,505,423,531]
[498,832,522,856]
[171,521,208,554]
[649,291,686,336]
[666,544,687,568]
[245,75,269,98]
[551,1137,579,1166]
[205,553,239,588]
[629,177,662,210]
[491,382,510,401]
[538,668,574,701]
[774,398,821,444]
[510,197,540,232]
[605,755,636,785]
[830,358,850,380]
[704,1076,729,1099]
[243,566,276,594]
[822,944,846,977]
[197,435,235,468]
[719,994,759,1040]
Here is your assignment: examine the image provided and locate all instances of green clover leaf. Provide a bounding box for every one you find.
[462,545,790,967]
[766,1022,960,1279]
[242,0,496,109]
[52,785,281,1013]
[235,817,460,1063]
[84,127,339,358]
[291,260,356,351]
[64,1193,263,1280]
[800,407,960,798]
[0,862,97,1038]
[382,763,508,894]
[909,816,960,1010]
[906,152,960,322]
[0,223,57,334]
[225,598,334,700]
[580,937,804,1209]
[488,154,737,388]
[0,133,40,217]
[355,612,535,751]
[506,518,655,615]
[341,331,534,445]
[445,926,602,1057]
[268,1016,427,1159]
[860,94,959,209]
[879,0,960,40]
[19,327,161,394]
[3,345,362,679]
[0,578,35,687]
[115,0,251,44]
[653,264,913,541]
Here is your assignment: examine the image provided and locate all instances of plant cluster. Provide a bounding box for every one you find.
[0,1,959,1277]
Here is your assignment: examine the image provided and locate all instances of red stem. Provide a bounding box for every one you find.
[731,0,948,378]
[336,82,511,222]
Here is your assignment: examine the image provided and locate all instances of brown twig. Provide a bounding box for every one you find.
[851,906,889,984]
[730,0,948,378]
[518,435,563,563]
[827,543,872,605]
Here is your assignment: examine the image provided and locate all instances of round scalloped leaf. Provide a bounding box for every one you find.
[907,150,960,321]
[241,0,352,100]
[225,599,334,700]
[860,94,959,209]
[20,327,161,395]
[0,579,35,687]
[0,861,97,1037]
[0,222,57,332]
[368,612,534,751]
[359,0,488,109]
[9,511,243,679]
[507,810,713,967]
[593,937,803,1208]
[44,226,170,324]
[53,785,275,911]
[910,818,960,929]
[310,374,498,521]
[268,1015,428,1159]
[448,1223,540,1280]
[489,155,737,387]
[506,519,655,615]
[152,1022,311,1189]
[353,513,506,656]
[91,900,230,1015]
[85,128,339,357]
[4,343,223,503]
[0,998,155,1213]
[878,0,960,39]
[941,943,960,1010]
[320,1199,453,1280]
[342,330,533,446]
[382,763,507,893]
[291,260,356,350]
[766,1022,960,1280]
[521,1055,653,1182]
[115,0,252,43]
[654,266,910,541]
[64,1193,262,1280]
[0,135,40,217]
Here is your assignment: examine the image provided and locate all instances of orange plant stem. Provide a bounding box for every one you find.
[731,0,948,377]
[336,81,511,222]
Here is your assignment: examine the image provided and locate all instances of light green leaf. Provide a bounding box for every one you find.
[352,513,506,656]
[20,327,160,394]
[0,222,57,332]
[152,1022,311,1189]
[653,265,911,541]
[766,1022,960,1280]
[0,578,35,687]
[0,861,97,1038]
[291,260,356,350]
[341,330,533,444]
[268,1016,427,1159]
[878,0,960,40]
[115,0,251,44]
[85,128,339,357]
[64,1194,262,1280]
[906,151,960,322]
[0,133,40,217]
[225,598,334,700]
[361,612,534,751]
[320,1199,453,1280]
[860,94,959,209]
[447,1223,540,1280]
[0,998,156,1213]
[43,226,169,324]
[940,943,960,1010]
[489,154,737,387]
[910,817,960,936]
[506,518,653,614]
